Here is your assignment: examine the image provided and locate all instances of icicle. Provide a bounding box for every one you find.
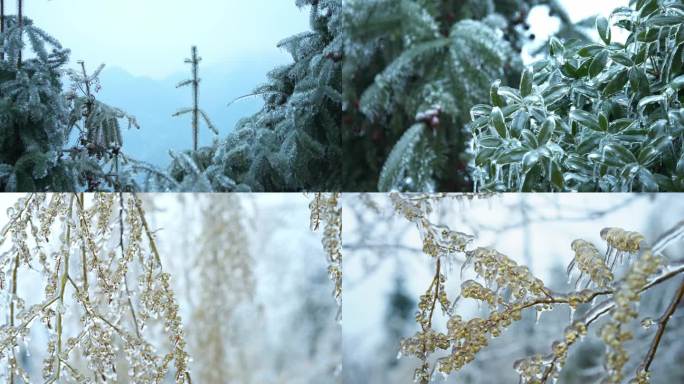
[569,307,575,323]
[494,164,502,184]
[566,259,576,282]
[604,245,613,263]
[565,258,575,275]
[23,337,31,357]
[460,257,471,281]
[574,271,584,291]
[610,252,619,270]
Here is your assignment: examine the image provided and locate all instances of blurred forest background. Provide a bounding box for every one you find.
[343,193,684,383]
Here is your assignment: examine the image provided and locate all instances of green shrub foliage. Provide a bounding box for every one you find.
[342,0,577,191]
[471,0,684,192]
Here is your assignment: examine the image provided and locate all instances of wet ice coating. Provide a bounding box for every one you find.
[600,228,646,253]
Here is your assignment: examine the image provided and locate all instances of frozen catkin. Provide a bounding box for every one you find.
[390,193,475,261]
[392,194,684,384]
[191,195,254,383]
[311,193,343,315]
[600,246,663,384]
[568,239,614,289]
[0,194,192,383]
[601,228,645,254]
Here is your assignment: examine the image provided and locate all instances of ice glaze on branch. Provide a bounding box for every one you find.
[393,194,684,383]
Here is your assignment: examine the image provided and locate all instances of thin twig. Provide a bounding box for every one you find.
[639,277,684,373]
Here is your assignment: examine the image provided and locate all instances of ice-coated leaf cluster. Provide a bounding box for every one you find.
[471,0,684,192]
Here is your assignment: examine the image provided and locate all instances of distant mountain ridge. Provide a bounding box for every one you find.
[94,58,282,167]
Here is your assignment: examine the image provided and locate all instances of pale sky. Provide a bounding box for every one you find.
[16,1,628,79]
[525,0,629,62]
[18,0,310,79]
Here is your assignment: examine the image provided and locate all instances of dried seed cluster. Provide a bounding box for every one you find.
[514,321,588,383]
[191,195,255,383]
[439,307,524,375]
[390,193,475,260]
[460,279,496,306]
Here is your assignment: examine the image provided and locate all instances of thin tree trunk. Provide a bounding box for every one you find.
[191,46,199,151]
[1,0,5,61]
[17,0,22,65]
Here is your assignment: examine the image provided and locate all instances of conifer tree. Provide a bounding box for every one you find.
[1,0,4,61]
[342,0,576,192]
[0,4,142,192]
[159,0,342,192]
[65,61,140,191]
[0,4,73,191]
[173,46,217,152]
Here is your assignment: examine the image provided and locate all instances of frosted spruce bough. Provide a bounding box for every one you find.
[343,0,584,191]
[151,0,342,192]
[0,2,144,192]
[471,0,684,192]
[393,193,684,384]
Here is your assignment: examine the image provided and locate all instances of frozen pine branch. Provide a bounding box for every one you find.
[161,0,342,192]
[65,61,141,191]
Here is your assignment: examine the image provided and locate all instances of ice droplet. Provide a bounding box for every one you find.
[641,317,655,329]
